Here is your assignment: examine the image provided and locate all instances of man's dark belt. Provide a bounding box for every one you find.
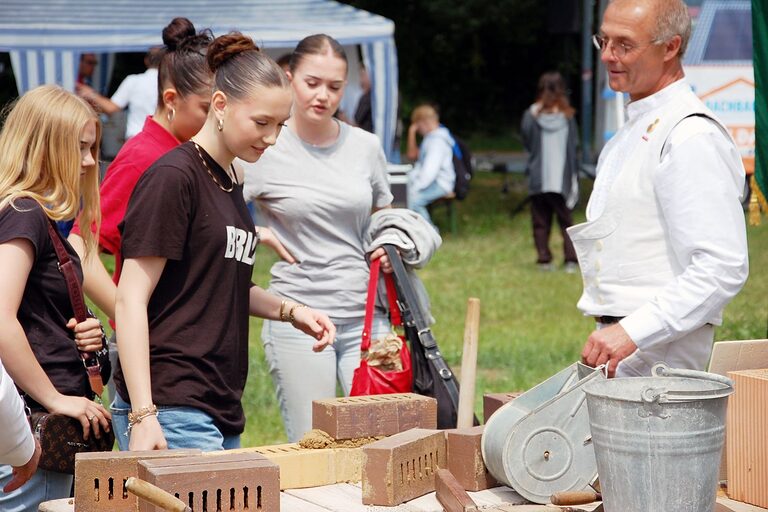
[595,315,625,325]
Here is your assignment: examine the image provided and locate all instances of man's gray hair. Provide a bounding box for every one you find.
[652,0,692,57]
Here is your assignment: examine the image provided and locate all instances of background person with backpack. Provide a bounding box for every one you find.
[406,104,456,226]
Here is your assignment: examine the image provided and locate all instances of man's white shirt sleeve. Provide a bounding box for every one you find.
[620,116,749,350]
[0,359,35,467]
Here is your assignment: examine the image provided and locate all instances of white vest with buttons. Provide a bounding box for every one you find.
[567,88,729,320]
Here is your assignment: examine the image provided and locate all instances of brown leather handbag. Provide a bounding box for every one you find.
[24,221,115,474]
[28,409,115,474]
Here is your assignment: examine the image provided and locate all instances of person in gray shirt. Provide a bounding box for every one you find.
[243,34,394,442]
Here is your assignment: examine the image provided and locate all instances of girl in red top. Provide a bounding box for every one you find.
[69,17,214,319]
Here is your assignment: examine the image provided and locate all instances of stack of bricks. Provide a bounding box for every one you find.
[74,449,200,512]
[137,452,279,512]
[727,369,768,508]
[208,393,438,491]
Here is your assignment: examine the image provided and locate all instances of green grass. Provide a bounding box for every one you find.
[96,172,768,447]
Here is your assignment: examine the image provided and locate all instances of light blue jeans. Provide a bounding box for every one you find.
[407,181,452,226]
[0,464,72,512]
[111,393,241,451]
[262,314,390,442]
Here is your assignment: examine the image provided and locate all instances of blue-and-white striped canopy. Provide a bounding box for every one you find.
[0,0,399,159]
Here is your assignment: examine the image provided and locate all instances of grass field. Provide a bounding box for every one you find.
[97,171,768,447]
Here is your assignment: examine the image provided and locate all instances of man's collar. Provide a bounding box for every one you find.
[625,79,689,121]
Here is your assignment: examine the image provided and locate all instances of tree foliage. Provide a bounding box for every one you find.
[341,0,582,137]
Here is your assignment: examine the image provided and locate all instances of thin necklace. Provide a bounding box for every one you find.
[192,142,237,193]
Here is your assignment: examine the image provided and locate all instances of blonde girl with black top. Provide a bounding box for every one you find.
[114,33,336,452]
[0,85,111,511]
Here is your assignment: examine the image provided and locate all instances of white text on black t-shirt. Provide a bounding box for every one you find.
[225,226,257,265]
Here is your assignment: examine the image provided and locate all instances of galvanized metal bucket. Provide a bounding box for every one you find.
[583,363,734,512]
[482,362,606,503]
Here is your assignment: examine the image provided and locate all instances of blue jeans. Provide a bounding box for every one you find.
[0,464,72,512]
[262,315,390,442]
[407,181,451,226]
[111,393,241,451]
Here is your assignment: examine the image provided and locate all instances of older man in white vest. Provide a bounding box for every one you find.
[569,0,749,378]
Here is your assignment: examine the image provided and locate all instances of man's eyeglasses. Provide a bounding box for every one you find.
[592,34,661,58]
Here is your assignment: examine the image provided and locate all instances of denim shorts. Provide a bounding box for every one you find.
[111,393,240,451]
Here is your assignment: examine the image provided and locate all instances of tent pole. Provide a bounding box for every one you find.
[581,0,595,165]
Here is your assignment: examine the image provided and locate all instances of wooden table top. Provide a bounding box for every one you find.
[38,485,767,511]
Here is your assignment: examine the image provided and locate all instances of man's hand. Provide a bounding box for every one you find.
[582,323,638,377]
[3,439,41,493]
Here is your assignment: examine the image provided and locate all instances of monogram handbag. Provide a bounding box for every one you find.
[24,221,115,474]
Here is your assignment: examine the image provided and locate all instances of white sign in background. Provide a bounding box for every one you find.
[685,65,755,169]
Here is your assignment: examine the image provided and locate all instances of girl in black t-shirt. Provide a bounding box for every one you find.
[115,33,336,452]
[0,86,111,510]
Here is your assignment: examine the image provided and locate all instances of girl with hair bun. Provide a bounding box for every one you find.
[243,34,394,442]
[68,17,213,405]
[113,32,335,451]
[0,85,110,510]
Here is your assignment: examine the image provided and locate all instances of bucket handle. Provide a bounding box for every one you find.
[651,363,734,389]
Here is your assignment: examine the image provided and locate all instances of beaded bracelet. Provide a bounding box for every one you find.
[288,304,308,325]
[126,405,158,434]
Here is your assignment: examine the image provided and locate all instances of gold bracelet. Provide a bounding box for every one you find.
[128,405,158,427]
[288,303,308,325]
[279,300,288,322]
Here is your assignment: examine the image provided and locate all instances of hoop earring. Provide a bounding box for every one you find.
[217,118,224,132]
[167,108,175,123]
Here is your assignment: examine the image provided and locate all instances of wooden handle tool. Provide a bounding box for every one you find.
[550,490,602,505]
[126,477,191,512]
[457,297,480,428]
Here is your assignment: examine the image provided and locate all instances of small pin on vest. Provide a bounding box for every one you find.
[642,118,660,141]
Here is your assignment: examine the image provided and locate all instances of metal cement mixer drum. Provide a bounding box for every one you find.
[482,362,605,504]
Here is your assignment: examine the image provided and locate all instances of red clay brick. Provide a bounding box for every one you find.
[446,425,497,491]
[74,449,200,512]
[483,392,522,423]
[361,428,446,506]
[435,468,479,512]
[137,452,279,512]
[312,393,437,440]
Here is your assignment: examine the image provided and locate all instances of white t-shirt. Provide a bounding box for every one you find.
[243,122,393,322]
[0,358,35,467]
[111,68,158,138]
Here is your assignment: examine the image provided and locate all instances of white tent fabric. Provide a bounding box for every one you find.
[0,0,399,159]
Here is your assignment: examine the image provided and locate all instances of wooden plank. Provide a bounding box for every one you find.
[37,498,74,512]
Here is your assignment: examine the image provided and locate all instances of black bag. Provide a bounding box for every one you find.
[383,245,464,428]
[451,135,474,200]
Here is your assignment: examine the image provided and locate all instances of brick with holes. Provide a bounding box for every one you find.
[446,426,497,491]
[361,428,446,506]
[74,449,200,512]
[137,452,279,512]
[312,393,437,439]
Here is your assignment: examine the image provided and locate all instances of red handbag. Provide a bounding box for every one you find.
[350,257,413,396]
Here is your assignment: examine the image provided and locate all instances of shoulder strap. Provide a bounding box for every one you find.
[382,244,460,407]
[45,220,103,397]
